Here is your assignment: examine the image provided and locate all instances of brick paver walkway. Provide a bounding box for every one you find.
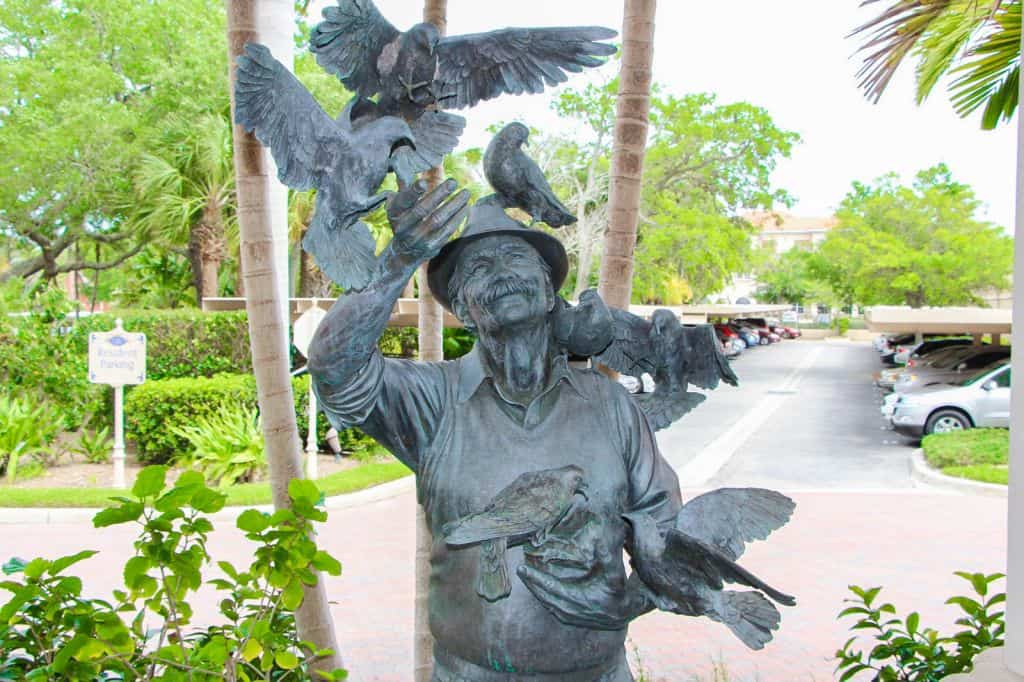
[1,485,1007,681]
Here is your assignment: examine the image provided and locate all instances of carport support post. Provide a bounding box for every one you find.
[1006,26,1024,676]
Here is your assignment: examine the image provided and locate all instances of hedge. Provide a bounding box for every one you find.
[126,373,377,464]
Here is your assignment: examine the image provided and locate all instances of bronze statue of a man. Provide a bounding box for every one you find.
[308,180,683,680]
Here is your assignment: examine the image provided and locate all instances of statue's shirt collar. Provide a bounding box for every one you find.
[456,346,586,407]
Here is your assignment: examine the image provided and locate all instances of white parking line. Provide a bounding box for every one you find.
[674,346,824,486]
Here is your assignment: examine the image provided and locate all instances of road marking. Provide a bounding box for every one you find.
[674,346,824,486]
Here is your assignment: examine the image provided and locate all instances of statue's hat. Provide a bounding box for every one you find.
[427,195,568,312]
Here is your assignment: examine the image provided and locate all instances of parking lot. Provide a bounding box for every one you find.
[660,338,915,490]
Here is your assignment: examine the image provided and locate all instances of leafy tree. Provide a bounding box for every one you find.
[755,248,817,305]
[814,164,1012,307]
[851,0,1020,129]
[0,0,229,286]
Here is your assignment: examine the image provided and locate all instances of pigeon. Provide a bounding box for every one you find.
[552,289,615,358]
[339,94,465,188]
[443,465,589,602]
[595,308,739,430]
[483,123,576,227]
[233,43,416,291]
[624,488,796,650]
[310,0,617,115]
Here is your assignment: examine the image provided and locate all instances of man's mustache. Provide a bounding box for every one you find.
[478,277,536,305]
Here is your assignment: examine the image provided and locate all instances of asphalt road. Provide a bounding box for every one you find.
[658,339,915,490]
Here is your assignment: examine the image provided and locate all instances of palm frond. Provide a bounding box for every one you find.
[949,0,1021,127]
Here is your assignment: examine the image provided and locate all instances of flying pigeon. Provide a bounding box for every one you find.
[233,43,416,291]
[624,493,796,650]
[443,465,589,602]
[310,0,617,114]
[483,123,576,227]
[595,308,739,430]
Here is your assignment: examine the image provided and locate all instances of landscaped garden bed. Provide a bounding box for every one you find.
[921,428,1008,485]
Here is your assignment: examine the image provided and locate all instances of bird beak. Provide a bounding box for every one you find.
[576,482,589,501]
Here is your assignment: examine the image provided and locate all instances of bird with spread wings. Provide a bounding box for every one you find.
[310,0,616,184]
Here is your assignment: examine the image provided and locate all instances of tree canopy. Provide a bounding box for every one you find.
[813,163,1012,307]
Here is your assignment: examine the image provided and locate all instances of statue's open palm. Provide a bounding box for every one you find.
[387,179,469,267]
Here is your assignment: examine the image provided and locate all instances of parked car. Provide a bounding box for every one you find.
[895,337,974,366]
[890,361,1011,437]
[770,323,801,339]
[727,323,760,348]
[893,347,1010,394]
[735,318,779,345]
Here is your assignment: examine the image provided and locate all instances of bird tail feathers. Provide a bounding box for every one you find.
[714,591,780,650]
[476,537,511,602]
[541,204,576,228]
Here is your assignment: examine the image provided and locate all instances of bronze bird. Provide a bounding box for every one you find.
[443,465,589,602]
[596,308,739,430]
[484,123,576,227]
[624,488,796,650]
[233,43,416,290]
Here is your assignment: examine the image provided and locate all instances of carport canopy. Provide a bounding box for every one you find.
[865,305,1012,335]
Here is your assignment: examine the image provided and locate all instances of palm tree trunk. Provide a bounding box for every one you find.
[226,0,342,674]
[197,201,226,302]
[597,0,657,310]
[415,5,447,678]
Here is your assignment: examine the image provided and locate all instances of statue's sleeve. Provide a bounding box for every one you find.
[611,384,683,527]
[313,350,448,472]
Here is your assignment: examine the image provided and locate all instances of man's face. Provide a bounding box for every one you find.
[451,235,554,334]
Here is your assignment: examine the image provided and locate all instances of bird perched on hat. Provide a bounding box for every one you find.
[484,122,576,227]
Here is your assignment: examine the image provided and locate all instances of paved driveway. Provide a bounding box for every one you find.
[0,341,1008,681]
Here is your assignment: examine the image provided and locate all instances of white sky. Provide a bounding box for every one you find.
[310,0,1017,229]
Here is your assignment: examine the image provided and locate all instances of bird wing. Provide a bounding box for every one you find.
[302,216,381,291]
[678,325,739,389]
[665,529,796,606]
[521,154,576,226]
[443,507,540,547]
[390,110,466,184]
[234,43,340,190]
[309,0,401,98]
[594,307,658,377]
[675,488,796,561]
[435,26,617,110]
[635,390,706,432]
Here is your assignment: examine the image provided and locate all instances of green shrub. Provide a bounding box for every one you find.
[0,467,347,680]
[835,572,1005,680]
[0,394,61,482]
[834,317,851,335]
[923,428,1008,469]
[171,405,267,487]
[128,373,379,464]
[71,426,113,464]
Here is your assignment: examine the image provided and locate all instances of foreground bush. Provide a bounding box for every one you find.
[0,393,61,482]
[835,572,1005,680]
[172,405,267,487]
[0,466,346,680]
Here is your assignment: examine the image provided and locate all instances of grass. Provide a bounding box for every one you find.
[0,460,411,508]
[922,428,1008,485]
[942,464,1009,486]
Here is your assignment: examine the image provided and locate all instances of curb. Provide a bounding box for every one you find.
[910,449,1007,498]
[0,474,415,526]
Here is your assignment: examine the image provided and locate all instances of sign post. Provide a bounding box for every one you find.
[88,319,146,488]
[293,301,327,479]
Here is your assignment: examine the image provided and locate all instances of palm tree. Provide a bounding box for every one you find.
[598,0,658,310]
[851,0,1020,129]
[226,0,342,674]
[129,112,235,303]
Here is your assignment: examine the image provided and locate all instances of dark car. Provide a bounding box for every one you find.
[904,337,975,368]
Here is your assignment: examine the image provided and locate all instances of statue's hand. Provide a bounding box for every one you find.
[386,178,470,268]
[517,510,648,631]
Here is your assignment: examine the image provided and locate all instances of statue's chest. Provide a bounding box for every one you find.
[420,383,629,530]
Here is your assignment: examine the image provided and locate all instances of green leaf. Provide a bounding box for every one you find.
[52,634,90,672]
[132,465,168,498]
[123,556,151,588]
[311,551,342,576]
[288,478,321,507]
[241,638,262,662]
[275,650,300,670]
[906,612,920,636]
[93,502,144,528]
[48,550,99,576]
[237,509,270,533]
[190,487,226,513]
[281,578,304,611]
[1,558,27,575]
[22,558,47,580]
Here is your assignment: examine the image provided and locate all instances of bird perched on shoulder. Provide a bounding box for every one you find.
[595,308,739,430]
[310,0,614,185]
[483,123,576,227]
[443,465,589,602]
[233,43,416,291]
[624,488,796,650]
